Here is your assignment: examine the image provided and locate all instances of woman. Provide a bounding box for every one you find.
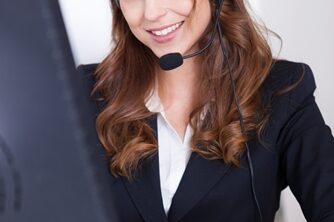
[90,0,334,221]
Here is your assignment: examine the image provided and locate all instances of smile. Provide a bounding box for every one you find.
[147,21,185,44]
[149,22,184,37]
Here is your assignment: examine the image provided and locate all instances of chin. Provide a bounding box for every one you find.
[153,47,186,59]
[151,49,170,59]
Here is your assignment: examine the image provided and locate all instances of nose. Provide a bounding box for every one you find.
[144,0,168,21]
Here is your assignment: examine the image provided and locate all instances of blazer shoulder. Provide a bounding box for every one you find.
[263,60,316,107]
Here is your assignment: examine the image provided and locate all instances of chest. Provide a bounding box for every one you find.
[109,143,284,222]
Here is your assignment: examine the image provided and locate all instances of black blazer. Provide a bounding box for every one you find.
[78,60,334,222]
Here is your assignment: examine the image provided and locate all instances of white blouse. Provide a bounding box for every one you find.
[145,89,192,215]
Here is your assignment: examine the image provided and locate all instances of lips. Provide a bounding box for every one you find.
[146,21,184,44]
[151,22,183,36]
[147,21,184,32]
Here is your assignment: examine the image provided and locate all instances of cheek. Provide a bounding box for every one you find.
[190,0,211,30]
[121,10,145,43]
[174,0,194,16]
[121,8,142,29]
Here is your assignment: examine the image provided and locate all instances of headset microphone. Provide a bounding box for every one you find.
[159,53,183,71]
[159,0,223,71]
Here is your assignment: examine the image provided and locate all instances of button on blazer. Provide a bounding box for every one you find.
[78,60,334,222]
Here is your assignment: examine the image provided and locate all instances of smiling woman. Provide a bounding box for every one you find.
[84,0,334,221]
[96,0,273,181]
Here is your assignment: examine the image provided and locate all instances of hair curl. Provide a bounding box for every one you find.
[94,0,274,179]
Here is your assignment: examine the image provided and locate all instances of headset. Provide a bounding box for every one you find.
[114,0,120,8]
[113,0,263,221]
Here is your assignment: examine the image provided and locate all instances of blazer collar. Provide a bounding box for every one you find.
[121,114,232,222]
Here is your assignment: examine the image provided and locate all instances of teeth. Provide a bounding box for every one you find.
[151,22,182,36]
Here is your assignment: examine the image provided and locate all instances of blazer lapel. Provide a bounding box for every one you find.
[121,115,168,222]
[121,114,232,222]
[167,149,232,222]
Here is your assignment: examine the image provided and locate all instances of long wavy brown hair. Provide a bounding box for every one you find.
[94,0,275,179]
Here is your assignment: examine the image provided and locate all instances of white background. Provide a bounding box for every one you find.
[58,0,334,221]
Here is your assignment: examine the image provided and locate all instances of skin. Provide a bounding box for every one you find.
[120,0,212,140]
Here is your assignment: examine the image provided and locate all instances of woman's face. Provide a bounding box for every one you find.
[119,0,212,58]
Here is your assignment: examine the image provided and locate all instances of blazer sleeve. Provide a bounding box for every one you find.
[278,64,334,221]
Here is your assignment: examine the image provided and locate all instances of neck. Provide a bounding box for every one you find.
[157,56,201,108]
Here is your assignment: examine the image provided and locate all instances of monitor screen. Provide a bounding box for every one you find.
[0,1,117,221]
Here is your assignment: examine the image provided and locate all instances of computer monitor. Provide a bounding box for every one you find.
[0,0,117,221]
